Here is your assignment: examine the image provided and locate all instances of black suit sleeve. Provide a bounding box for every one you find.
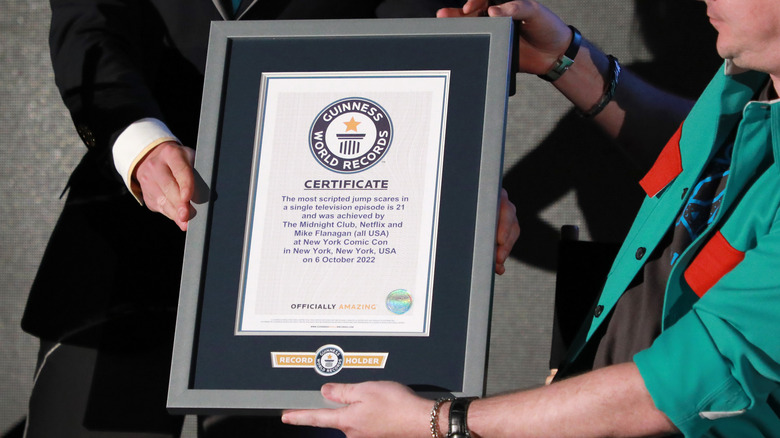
[375,0,466,17]
[272,0,466,19]
[49,0,167,163]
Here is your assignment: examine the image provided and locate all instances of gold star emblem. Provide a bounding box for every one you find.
[343,116,361,132]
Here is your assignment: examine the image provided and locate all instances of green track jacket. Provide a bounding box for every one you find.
[568,64,780,436]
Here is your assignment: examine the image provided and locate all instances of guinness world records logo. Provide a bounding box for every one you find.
[309,97,393,173]
[314,344,345,376]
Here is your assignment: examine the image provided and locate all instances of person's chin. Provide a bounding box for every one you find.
[715,44,737,66]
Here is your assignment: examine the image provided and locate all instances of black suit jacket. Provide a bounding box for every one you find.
[23,0,463,341]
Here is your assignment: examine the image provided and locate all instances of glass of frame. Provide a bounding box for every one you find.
[168,17,513,414]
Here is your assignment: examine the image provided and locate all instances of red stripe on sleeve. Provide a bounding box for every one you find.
[684,231,745,298]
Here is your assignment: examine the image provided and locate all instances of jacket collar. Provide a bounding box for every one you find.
[723,59,749,76]
[212,0,259,20]
[212,0,231,20]
[639,64,769,198]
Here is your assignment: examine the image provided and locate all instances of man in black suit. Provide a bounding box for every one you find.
[23,0,519,437]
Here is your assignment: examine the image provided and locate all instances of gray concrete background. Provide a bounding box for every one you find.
[1,0,719,435]
[2,0,83,435]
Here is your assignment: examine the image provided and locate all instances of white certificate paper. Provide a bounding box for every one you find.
[237,71,450,336]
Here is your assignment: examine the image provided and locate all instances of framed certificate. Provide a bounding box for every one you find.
[168,17,513,414]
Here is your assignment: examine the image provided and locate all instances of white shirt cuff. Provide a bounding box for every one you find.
[112,117,180,202]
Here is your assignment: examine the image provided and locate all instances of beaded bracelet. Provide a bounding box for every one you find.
[577,54,621,118]
[430,397,453,438]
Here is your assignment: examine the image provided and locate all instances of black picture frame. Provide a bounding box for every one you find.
[168,17,513,414]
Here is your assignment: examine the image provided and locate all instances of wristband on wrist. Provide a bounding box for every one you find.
[538,25,581,82]
[447,397,478,438]
[577,54,621,118]
[430,397,453,438]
